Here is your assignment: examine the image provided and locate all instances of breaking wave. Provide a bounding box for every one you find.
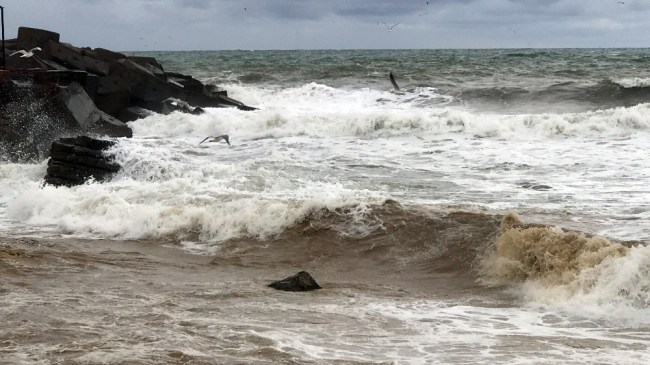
[129,83,650,141]
[481,212,650,323]
[612,77,650,88]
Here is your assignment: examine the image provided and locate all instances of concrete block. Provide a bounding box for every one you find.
[167,72,205,94]
[61,82,132,137]
[33,70,88,87]
[129,56,165,75]
[84,73,99,101]
[118,106,154,123]
[96,71,132,116]
[206,84,228,97]
[17,27,60,50]
[49,40,110,76]
[117,59,182,103]
[93,48,128,63]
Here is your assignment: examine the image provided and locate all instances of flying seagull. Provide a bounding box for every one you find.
[389,71,400,91]
[199,135,230,146]
[10,47,42,58]
[380,21,400,32]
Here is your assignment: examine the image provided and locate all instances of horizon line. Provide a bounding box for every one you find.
[122,46,650,53]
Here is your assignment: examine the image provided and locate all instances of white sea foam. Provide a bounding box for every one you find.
[517,244,650,326]
[248,296,650,364]
[612,77,650,88]
[2,83,650,244]
[3,135,385,243]
[5,177,381,243]
[131,83,650,141]
[361,300,650,365]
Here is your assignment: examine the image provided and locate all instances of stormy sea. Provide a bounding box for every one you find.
[1,48,650,364]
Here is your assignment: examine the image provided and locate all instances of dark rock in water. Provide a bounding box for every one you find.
[268,271,322,292]
[44,136,120,187]
[519,182,552,191]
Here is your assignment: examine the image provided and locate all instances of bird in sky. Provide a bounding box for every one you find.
[380,21,400,32]
[10,47,42,58]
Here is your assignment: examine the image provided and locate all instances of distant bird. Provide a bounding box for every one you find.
[380,21,400,32]
[199,135,230,146]
[618,1,624,4]
[389,71,400,91]
[9,47,42,58]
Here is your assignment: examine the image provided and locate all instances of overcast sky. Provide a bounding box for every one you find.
[2,0,649,51]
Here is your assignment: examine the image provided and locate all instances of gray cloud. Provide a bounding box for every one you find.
[174,0,213,10]
[3,0,649,50]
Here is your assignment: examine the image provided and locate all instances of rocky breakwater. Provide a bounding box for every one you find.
[1,26,255,165]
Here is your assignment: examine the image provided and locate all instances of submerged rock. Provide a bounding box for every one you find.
[268,271,322,292]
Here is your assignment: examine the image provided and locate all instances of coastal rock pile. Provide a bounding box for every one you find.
[44,136,120,187]
[1,26,255,163]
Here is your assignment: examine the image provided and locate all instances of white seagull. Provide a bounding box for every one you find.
[10,47,42,58]
[199,135,230,146]
[380,21,400,32]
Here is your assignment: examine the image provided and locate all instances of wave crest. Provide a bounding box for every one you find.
[611,77,650,88]
[480,213,650,314]
[481,213,629,285]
